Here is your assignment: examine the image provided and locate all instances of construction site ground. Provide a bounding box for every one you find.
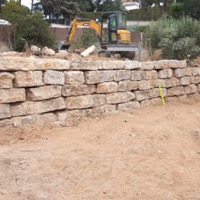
[1,97,200,200]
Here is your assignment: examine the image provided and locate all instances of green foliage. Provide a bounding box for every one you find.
[94,0,124,12]
[2,1,56,51]
[182,0,200,20]
[145,17,200,60]
[170,3,184,19]
[70,29,98,49]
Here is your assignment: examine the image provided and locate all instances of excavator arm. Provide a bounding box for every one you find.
[66,18,102,46]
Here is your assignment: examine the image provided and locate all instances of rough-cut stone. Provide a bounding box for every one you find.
[42,46,55,56]
[34,59,70,70]
[66,94,106,109]
[154,79,166,88]
[27,85,61,101]
[0,88,26,103]
[124,61,141,69]
[146,70,158,80]
[44,70,64,85]
[114,70,131,81]
[118,80,138,91]
[179,60,187,68]
[57,109,89,126]
[62,85,95,96]
[85,71,114,84]
[92,104,117,114]
[158,69,173,79]
[184,84,198,94]
[140,98,162,108]
[191,76,200,84]
[131,71,146,81]
[179,76,191,86]
[11,97,66,116]
[153,61,165,69]
[81,45,96,57]
[174,68,191,78]
[106,92,135,104]
[141,62,154,70]
[14,71,43,87]
[0,72,14,88]
[138,80,154,90]
[166,77,179,88]
[118,101,140,111]
[164,60,180,69]
[0,57,70,71]
[97,82,118,93]
[135,88,167,101]
[97,60,125,70]
[13,113,57,127]
[71,61,98,71]
[192,67,200,76]
[0,104,11,119]
[167,86,185,96]
[64,71,84,85]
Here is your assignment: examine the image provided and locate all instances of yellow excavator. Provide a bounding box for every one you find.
[62,11,141,59]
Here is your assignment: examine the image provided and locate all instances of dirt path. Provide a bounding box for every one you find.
[1,98,200,200]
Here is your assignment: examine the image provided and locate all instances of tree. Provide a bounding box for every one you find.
[74,0,95,12]
[182,0,200,20]
[2,1,55,51]
[94,0,124,12]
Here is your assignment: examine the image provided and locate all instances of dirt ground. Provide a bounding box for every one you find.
[1,97,200,200]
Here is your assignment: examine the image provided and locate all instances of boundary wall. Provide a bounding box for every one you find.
[0,57,200,128]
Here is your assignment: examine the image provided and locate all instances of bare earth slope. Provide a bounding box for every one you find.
[1,98,200,200]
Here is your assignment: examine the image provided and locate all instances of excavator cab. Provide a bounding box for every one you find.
[101,12,130,45]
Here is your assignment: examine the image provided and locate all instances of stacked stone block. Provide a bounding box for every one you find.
[0,57,200,127]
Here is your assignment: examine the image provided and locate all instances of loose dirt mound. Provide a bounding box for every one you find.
[1,98,200,200]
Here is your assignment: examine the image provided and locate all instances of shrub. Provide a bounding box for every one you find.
[145,16,200,60]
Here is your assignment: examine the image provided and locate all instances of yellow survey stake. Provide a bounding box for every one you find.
[158,83,166,105]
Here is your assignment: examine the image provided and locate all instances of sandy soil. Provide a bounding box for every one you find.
[1,98,200,200]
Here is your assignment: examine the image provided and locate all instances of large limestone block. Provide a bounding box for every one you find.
[0,57,35,71]
[154,79,166,88]
[131,71,146,81]
[184,84,198,94]
[13,113,57,127]
[198,84,200,92]
[0,88,26,103]
[158,69,173,79]
[71,61,98,71]
[96,60,125,70]
[146,70,158,80]
[179,76,191,86]
[118,80,138,91]
[64,71,84,85]
[163,60,180,69]
[118,101,140,111]
[153,61,165,70]
[140,98,162,108]
[174,68,191,78]
[97,82,118,93]
[66,94,106,109]
[141,62,154,70]
[92,104,117,114]
[0,104,11,119]
[27,85,61,101]
[85,71,114,84]
[0,72,15,88]
[179,60,187,68]
[135,88,166,101]
[106,92,135,104]
[11,97,66,116]
[14,71,43,87]
[34,59,70,70]
[62,85,95,96]
[191,76,200,84]
[166,77,179,88]
[167,86,185,96]
[138,80,155,90]
[192,67,200,76]
[0,57,70,71]
[44,70,64,85]
[114,70,131,81]
[124,61,141,70]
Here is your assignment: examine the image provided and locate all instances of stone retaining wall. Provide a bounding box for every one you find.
[0,57,200,128]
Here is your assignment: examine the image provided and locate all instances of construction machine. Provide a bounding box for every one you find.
[61,11,141,59]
